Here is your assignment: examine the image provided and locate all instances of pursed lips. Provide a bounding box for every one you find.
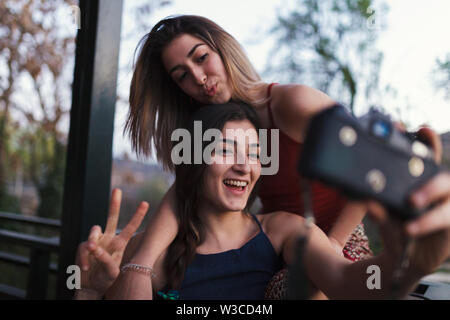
[204,83,217,97]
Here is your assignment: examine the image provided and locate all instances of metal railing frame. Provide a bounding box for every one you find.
[0,211,60,300]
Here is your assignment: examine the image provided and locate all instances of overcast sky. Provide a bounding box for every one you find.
[113,0,450,162]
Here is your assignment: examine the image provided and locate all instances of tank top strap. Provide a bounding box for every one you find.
[266,83,278,128]
[250,214,263,232]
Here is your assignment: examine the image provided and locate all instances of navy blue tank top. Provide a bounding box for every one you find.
[178,215,283,300]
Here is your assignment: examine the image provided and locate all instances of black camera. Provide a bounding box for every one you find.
[298,104,442,220]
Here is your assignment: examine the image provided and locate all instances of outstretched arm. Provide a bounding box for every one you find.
[281,172,450,299]
[277,212,399,299]
[131,183,179,267]
[327,201,367,254]
[302,221,404,299]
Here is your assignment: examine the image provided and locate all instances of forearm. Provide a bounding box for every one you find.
[316,252,421,300]
[304,223,421,300]
[132,184,178,265]
[74,288,101,300]
[327,200,367,251]
[105,272,153,300]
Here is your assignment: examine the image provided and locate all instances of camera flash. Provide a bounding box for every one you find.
[339,126,357,146]
[408,157,424,177]
[366,169,386,193]
[412,141,429,158]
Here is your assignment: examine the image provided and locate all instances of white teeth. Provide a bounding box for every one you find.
[223,179,248,187]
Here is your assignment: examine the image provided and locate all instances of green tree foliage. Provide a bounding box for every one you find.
[266,0,388,113]
[1,0,174,219]
[0,117,21,212]
[22,127,66,219]
[0,0,76,217]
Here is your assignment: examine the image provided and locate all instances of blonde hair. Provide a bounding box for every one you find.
[125,15,266,171]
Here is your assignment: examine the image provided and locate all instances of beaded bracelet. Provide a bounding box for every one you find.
[121,263,157,279]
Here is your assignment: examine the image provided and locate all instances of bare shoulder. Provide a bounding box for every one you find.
[259,210,303,224]
[272,84,335,112]
[257,211,305,254]
[271,84,336,142]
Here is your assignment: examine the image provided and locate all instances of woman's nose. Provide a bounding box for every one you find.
[192,68,207,85]
[232,153,251,174]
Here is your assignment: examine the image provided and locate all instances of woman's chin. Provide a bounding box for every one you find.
[222,201,247,212]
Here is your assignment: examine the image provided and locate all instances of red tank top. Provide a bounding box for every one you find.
[258,83,347,234]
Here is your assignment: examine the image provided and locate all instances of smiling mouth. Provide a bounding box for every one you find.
[223,179,248,192]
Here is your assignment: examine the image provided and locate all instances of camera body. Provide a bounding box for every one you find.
[298,104,441,220]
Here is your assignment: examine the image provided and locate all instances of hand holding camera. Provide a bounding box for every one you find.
[299,104,443,220]
[299,105,450,282]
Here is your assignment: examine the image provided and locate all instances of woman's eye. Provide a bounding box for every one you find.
[218,148,233,155]
[178,72,187,82]
[198,53,208,63]
[248,153,260,160]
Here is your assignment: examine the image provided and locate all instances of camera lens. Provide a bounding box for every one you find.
[372,120,391,139]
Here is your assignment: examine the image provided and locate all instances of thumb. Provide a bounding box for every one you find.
[366,201,388,225]
[367,201,406,256]
[416,126,442,163]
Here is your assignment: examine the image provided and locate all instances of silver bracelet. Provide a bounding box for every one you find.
[121,263,157,279]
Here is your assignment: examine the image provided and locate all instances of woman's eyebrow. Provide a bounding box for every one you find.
[169,43,205,75]
[222,139,259,148]
[187,43,205,58]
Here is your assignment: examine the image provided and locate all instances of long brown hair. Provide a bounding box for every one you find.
[165,101,262,289]
[124,15,266,171]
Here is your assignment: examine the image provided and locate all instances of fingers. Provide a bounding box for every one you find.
[367,201,409,257]
[77,242,91,272]
[410,172,450,209]
[407,172,450,236]
[82,240,119,278]
[88,225,102,243]
[366,201,397,239]
[92,246,120,279]
[105,188,122,236]
[119,201,149,242]
[406,197,450,237]
[366,201,388,225]
[416,126,443,163]
[79,225,102,271]
[393,121,406,132]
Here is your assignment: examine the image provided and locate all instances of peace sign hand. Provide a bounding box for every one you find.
[75,188,149,296]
